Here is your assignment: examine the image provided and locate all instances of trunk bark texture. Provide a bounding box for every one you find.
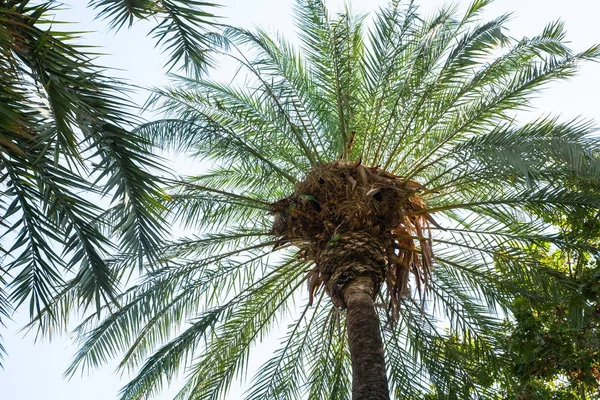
[318,232,390,399]
[344,275,390,400]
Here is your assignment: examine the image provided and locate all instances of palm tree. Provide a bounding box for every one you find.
[0,0,219,359]
[68,0,600,398]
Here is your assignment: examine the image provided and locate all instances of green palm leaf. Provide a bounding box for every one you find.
[0,0,170,339]
[89,0,222,75]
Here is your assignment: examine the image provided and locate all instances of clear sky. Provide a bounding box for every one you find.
[1,0,600,399]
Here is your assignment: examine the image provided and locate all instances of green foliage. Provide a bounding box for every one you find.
[0,0,222,361]
[503,288,600,399]
[493,209,600,399]
[0,0,223,351]
[68,0,600,398]
[419,208,600,399]
[89,0,222,75]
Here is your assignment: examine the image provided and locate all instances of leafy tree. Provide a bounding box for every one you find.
[0,0,219,362]
[68,0,600,398]
[420,244,600,399]
[493,208,600,399]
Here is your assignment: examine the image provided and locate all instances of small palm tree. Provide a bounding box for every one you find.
[0,0,219,357]
[70,0,600,398]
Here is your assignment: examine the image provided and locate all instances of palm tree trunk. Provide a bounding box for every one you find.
[344,275,390,400]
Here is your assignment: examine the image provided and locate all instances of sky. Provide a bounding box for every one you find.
[1,0,600,399]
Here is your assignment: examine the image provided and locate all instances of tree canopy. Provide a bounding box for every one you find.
[61,0,600,398]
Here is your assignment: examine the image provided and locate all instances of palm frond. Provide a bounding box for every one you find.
[294,0,365,158]
[305,305,351,400]
[89,0,223,75]
[67,234,278,375]
[0,1,169,330]
[168,258,307,400]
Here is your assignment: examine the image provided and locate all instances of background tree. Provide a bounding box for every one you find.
[66,0,600,398]
[0,0,219,363]
[418,208,600,399]
[494,208,600,399]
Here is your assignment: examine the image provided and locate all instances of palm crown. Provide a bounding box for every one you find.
[70,0,600,398]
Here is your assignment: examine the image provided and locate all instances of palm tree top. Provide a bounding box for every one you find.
[70,0,600,398]
[270,159,435,322]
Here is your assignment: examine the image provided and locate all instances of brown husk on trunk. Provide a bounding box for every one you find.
[271,160,435,323]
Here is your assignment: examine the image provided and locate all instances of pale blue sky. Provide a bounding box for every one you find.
[1,1,600,399]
